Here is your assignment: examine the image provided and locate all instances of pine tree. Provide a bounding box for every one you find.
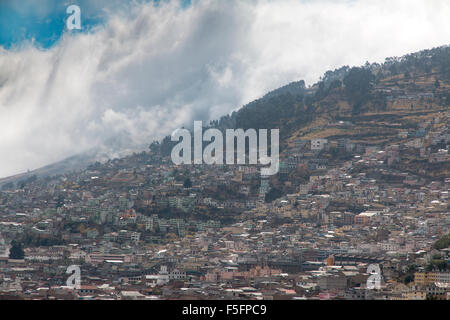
[9,241,24,259]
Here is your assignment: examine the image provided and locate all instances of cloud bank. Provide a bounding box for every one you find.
[0,0,449,177]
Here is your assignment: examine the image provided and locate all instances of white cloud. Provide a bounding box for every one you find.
[0,0,449,177]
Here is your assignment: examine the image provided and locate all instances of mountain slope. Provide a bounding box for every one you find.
[2,45,449,188]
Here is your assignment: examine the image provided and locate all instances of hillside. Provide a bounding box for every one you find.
[151,45,450,182]
[2,45,450,189]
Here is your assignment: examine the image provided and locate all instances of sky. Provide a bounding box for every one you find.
[0,0,449,178]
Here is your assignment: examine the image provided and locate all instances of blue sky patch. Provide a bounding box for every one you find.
[0,0,191,49]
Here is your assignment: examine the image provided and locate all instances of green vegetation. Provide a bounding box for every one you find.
[343,67,375,114]
[183,178,192,188]
[265,187,283,203]
[1,182,14,190]
[433,233,450,250]
[8,241,25,259]
[426,260,448,272]
[399,264,417,284]
[20,233,66,247]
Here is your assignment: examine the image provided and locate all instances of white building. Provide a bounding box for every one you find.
[311,139,328,151]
